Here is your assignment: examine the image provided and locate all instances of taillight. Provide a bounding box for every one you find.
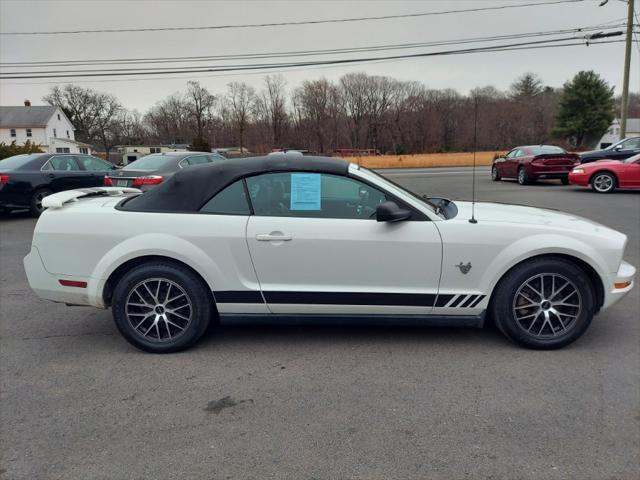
[132,175,164,186]
[103,176,113,186]
[0,174,9,185]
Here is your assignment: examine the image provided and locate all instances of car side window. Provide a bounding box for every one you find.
[44,155,80,171]
[207,154,224,163]
[622,138,640,149]
[246,172,388,219]
[200,180,250,215]
[505,150,517,158]
[182,155,209,167]
[78,155,113,171]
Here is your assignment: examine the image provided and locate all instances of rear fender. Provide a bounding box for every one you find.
[87,233,223,308]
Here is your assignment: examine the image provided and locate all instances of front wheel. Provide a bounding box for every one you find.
[591,172,616,193]
[112,262,214,353]
[491,165,501,181]
[490,257,595,349]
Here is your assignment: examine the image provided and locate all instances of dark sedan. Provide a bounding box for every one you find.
[105,151,224,190]
[580,137,640,164]
[492,145,580,185]
[0,153,116,216]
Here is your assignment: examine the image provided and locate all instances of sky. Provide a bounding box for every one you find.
[0,0,638,112]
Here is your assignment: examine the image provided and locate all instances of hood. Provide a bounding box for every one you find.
[580,159,621,168]
[453,201,613,233]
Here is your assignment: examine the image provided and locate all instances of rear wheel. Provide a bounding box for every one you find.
[29,188,52,217]
[112,262,214,353]
[591,172,616,193]
[517,167,532,185]
[490,257,594,349]
[491,165,501,181]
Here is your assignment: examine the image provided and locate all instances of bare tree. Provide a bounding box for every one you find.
[226,82,255,153]
[186,81,216,150]
[259,75,288,147]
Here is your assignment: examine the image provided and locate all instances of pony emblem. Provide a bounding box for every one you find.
[455,262,472,274]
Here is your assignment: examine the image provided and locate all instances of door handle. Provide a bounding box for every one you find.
[256,233,292,242]
[47,173,55,178]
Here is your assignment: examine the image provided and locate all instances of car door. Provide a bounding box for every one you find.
[244,172,443,315]
[503,149,522,177]
[41,155,89,192]
[75,155,116,187]
[621,157,640,187]
[611,138,640,160]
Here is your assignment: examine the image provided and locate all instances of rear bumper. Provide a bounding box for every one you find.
[0,191,29,209]
[528,165,576,178]
[601,260,636,310]
[23,246,95,306]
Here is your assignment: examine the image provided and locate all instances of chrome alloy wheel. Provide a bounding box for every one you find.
[592,173,614,192]
[512,273,582,338]
[34,191,49,213]
[125,278,193,342]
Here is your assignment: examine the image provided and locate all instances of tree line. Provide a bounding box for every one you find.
[42,70,637,156]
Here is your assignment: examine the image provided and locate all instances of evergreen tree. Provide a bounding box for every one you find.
[510,73,544,99]
[553,71,615,148]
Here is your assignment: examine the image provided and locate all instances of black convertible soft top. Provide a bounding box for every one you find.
[119,154,350,212]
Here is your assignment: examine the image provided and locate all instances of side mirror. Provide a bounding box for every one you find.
[376,201,411,222]
[614,145,623,151]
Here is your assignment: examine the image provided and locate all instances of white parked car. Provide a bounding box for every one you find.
[24,155,635,353]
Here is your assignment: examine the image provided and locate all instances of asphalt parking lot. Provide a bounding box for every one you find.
[1,167,638,480]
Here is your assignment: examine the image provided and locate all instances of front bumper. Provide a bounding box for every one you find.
[568,171,590,186]
[602,260,636,310]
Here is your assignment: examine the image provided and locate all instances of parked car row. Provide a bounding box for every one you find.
[492,143,640,193]
[0,151,222,216]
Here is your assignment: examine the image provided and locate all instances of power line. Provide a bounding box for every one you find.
[0,39,624,87]
[0,0,582,36]
[0,33,622,80]
[0,21,624,68]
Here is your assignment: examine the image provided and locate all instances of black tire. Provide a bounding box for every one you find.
[590,171,617,193]
[29,188,52,217]
[560,176,570,185]
[517,167,532,185]
[491,165,501,181]
[112,261,214,353]
[490,257,595,350]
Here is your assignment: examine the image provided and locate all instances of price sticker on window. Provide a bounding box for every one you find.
[290,173,321,210]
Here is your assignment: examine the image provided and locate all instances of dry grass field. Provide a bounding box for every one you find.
[338,151,505,168]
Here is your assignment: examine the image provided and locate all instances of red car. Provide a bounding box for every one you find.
[568,153,640,193]
[492,145,580,185]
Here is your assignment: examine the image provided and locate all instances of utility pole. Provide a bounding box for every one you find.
[620,0,635,139]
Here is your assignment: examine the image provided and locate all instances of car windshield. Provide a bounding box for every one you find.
[529,146,565,155]
[360,166,439,213]
[624,153,640,163]
[0,154,43,170]
[123,154,175,170]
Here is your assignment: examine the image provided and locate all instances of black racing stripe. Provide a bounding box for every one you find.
[214,291,264,303]
[460,295,478,308]
[434,294,455,307]
[263,291,437,306]
[448,295,466,308]
[469,295,486,308]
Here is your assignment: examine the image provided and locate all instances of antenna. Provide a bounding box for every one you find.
[469,95,478,224]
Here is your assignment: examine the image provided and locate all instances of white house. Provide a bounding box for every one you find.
[0,101,92,154]
[596,118,640,149]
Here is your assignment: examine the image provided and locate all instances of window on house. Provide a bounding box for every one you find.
[66,130,70,138]
[79,147,88,154]
[55,148,71,153]
[53,128,57,138]
[26,129,32,137]
[10,129,16,137]
[57,114,61,120]
[149,147,161,153]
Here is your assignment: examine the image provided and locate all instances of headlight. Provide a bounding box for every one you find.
[572,168,585,174]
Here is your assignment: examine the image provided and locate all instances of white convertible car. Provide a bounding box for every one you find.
[24,155,635,353]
